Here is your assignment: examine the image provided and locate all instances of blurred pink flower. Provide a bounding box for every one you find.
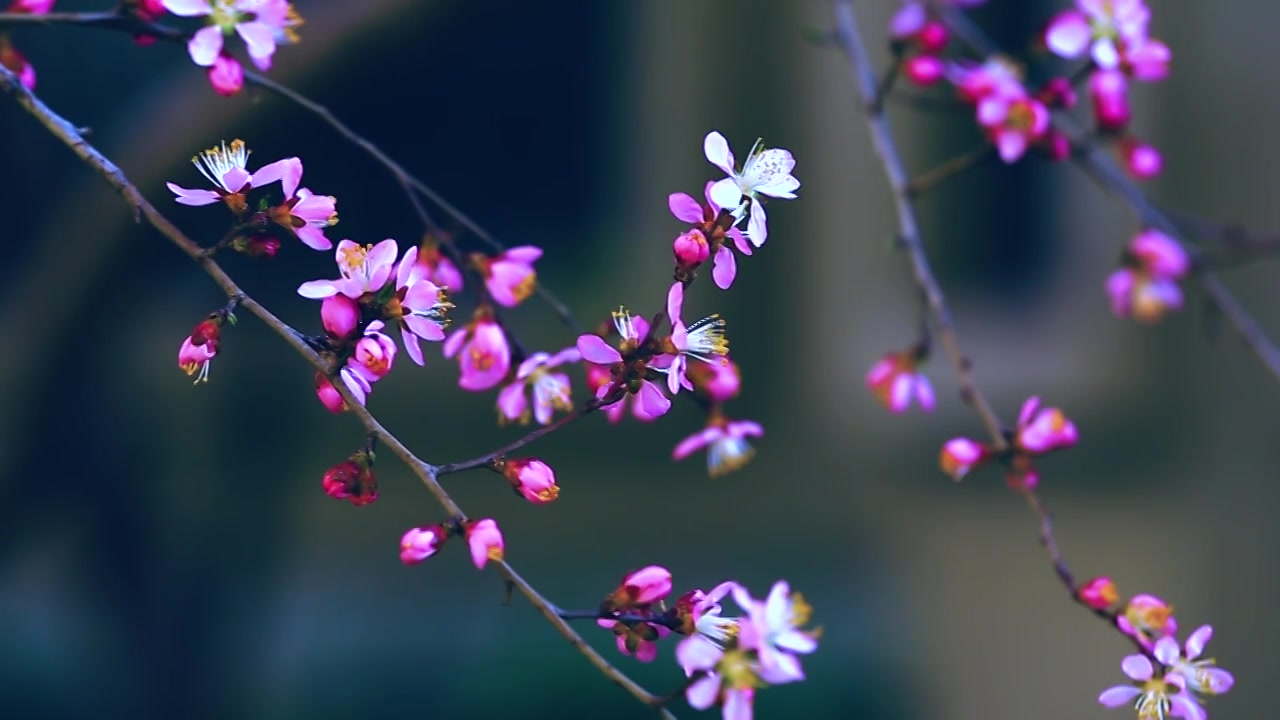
[1015,396,1078,454]
[686,356,742,402]
[263,157,337,250]
[1107,229,1189,324]
[496,347,579,425]
[732,580,817,684]
[1118,593,1178,648]
[1078,577,1120,610]
[389,245,454,366]
[1090,69,1132,130]
[673,416,763,477]
[477,246,541,307]
[976,87,1051,163]
[415,240,464,293]
[1098,648,1206,720]
[597,616,669,663]
[866,349,935,413]
[465,518,504,569]
[939,438,989,480]
[443,314,511,391]
[676,636,758,720]
[164,0,292,72]
[206,52,243,96]
[1169,625,1235,697]
[321,452,376,506]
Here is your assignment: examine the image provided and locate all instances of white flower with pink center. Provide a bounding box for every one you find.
[167,139,293,206]
[704,131,799,248]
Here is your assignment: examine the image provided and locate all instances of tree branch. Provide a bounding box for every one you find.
[831,0,1007,449]
[0,64,663,714]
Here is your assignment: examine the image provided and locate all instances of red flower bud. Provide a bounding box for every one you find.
[321,450,377,506]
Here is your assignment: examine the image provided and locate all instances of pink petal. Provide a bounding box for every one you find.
[666,281,684,326]
[187,25,223,67]
[576,335,622,364]
[163,0,212,17]
[497,382,527,421]
[297,280,338,299]
[235,21,277,64]
[1098,686,1142,708]
[400,327,425,366]
[1184,625,1212,660]
[685,675,719,710]
[633,639,657,663]
[295,226,333,251]
[442,328,467,359]
[673,427,720,460]
[396,246,419,288]
[1017,396,1041,428]
[889,2,926,38]
[703,131,735,174]
[221,167,250,193]
[1092,37,1120,69]
[635,381,671,418]
[250,157,296,193]
[995,130,1028,163]
[709,178,743,213]
[1154,636,1181,666]
[747,200,767,247]
[712,245,737,289]
[677,635,723,674]
[728,227,752,256]
[404,315,445,343]
[1169,695,1206,720]
[668,192,704,223]
[722,688,754,720]
[1045,11,1091,59]
[166,183,220,206]
[889,374,913,413]
[503,245,543,263]
[1121,654,1154,681]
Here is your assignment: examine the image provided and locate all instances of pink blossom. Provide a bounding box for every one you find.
[443,314,511,391]
[314,373,345,413]
[297,238,399,300]
[904,55,946,86]
[400,525,447,565]
[388,246,454,366]
[1015,396,1078,454]
[732,581,817,684]
[477,246,540,307]
[1037,77,1078,109]
[890,0,984,40]
[598,617,669,663]
[865,349,935,413]
[686,356,742,402]
[704,131,799,248]
[496,347,579,425]
[939,438,989,480]
[164,0,292,72]
[1107,229,1189,323]
[1098,642,1206,720]
[264,157,338,251]
[500,457,560,504]
[976,86,1050,163]
[465,518,504,569]
[607,565,673,609]
[1046,0,1149,66]
[1119,593,1178,649]
[347,321,397,384]
[1121,137,1163,180]
[166,139,294,207]
[415,240,464,293]
[0,38,36,90]
[585,362,668,424]
[135,0,168,21]
[320,294,359,340]
[577,308,672,420]
[1089,69,1132,130]
[949,57,1024,103]
[673,416,763,478]
[321,453,376,506]
[7,0,55,12]
[677,582,743,650]
[178,318,222,383]
[1169,625,1235,697]
[1122,37,1171,81]
[676,634,759,720]
[662,282,729,394]
[207,52,243,96]
[1078,577,1120,610]
[669,181,752,289]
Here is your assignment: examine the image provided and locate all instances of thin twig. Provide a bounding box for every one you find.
[831,0,1007,449]
[436,398,604,476]
[905,144,994,196]
[0,65,662,713]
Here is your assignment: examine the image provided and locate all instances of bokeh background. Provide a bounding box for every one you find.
[3,0,1278,718]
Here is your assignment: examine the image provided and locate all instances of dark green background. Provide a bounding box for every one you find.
[2,1,1277,717]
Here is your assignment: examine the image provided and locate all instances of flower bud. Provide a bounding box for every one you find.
[400,525,448,565]
[686,357,741,402]
[208,52,244,97]
[314,372,346,413]
[673,229,710,270]
[904,54,945,86]
[350,331,397,381]
[1078,577,1120,610]
[1041,130,1072,162]
[604,565,673,611]
[501,458,560,504]
[1089,69,1130,131]
[916,22,949,54]
[321,295,360,340]
[321,450,377,506]
[465,518,505,569]
[939,438,989,480]
[1121,138,1163,181]
[1037,77,1077,109]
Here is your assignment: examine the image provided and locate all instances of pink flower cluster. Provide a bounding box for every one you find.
[940,396,1078,488]
[865,345,935,414]
[1083,581,1235,720]
[949,58,1063,164]
[1106,228,1189,324]
[162,0,302,96]
[1045,0,1171,179]
[888,0,986,87]
[596,566,819,720]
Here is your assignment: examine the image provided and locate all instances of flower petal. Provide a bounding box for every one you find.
[1121,654,1154,681]
[668,192,704,223]
[297,280,338,299]
[1184,625,1212,660]
[576,335,622,364]
[1045,11,1091,59]
[673,427,720,460]
[709,178,743,214]
[747,199,767,247]
[235,21,278,64]
[1097,686,1142,708]
[163,0,214,15]
[187,25,223,67]
[712,245,737,290]
[166,183,220,206]
[250,157,296,192]
[704,131,735,174]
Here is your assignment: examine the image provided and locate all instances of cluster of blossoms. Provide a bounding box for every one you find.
[598,566,819,720]
[940,395,1078,489]
[1045,0,1170,178]
[399,517,505,570]
[162,0,303,96]
[888,0,985,87]
[865,341,935,414]
[1077,578,1235,720]
[1106,228,1189,324]
[948,56,1070,164]
[0,0,56,88]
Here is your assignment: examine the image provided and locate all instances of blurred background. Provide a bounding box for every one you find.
[2,0,1278,717]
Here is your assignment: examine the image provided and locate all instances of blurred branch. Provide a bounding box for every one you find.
[931,5,1280,384]
[436,397,605,476]
[831,0,1007,450]
[0,65,666,715]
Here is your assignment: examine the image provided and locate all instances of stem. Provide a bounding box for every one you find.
[905,145,993,196]
[831,0,1007,449]
[436,398,604,476]
[0,64,662,713]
